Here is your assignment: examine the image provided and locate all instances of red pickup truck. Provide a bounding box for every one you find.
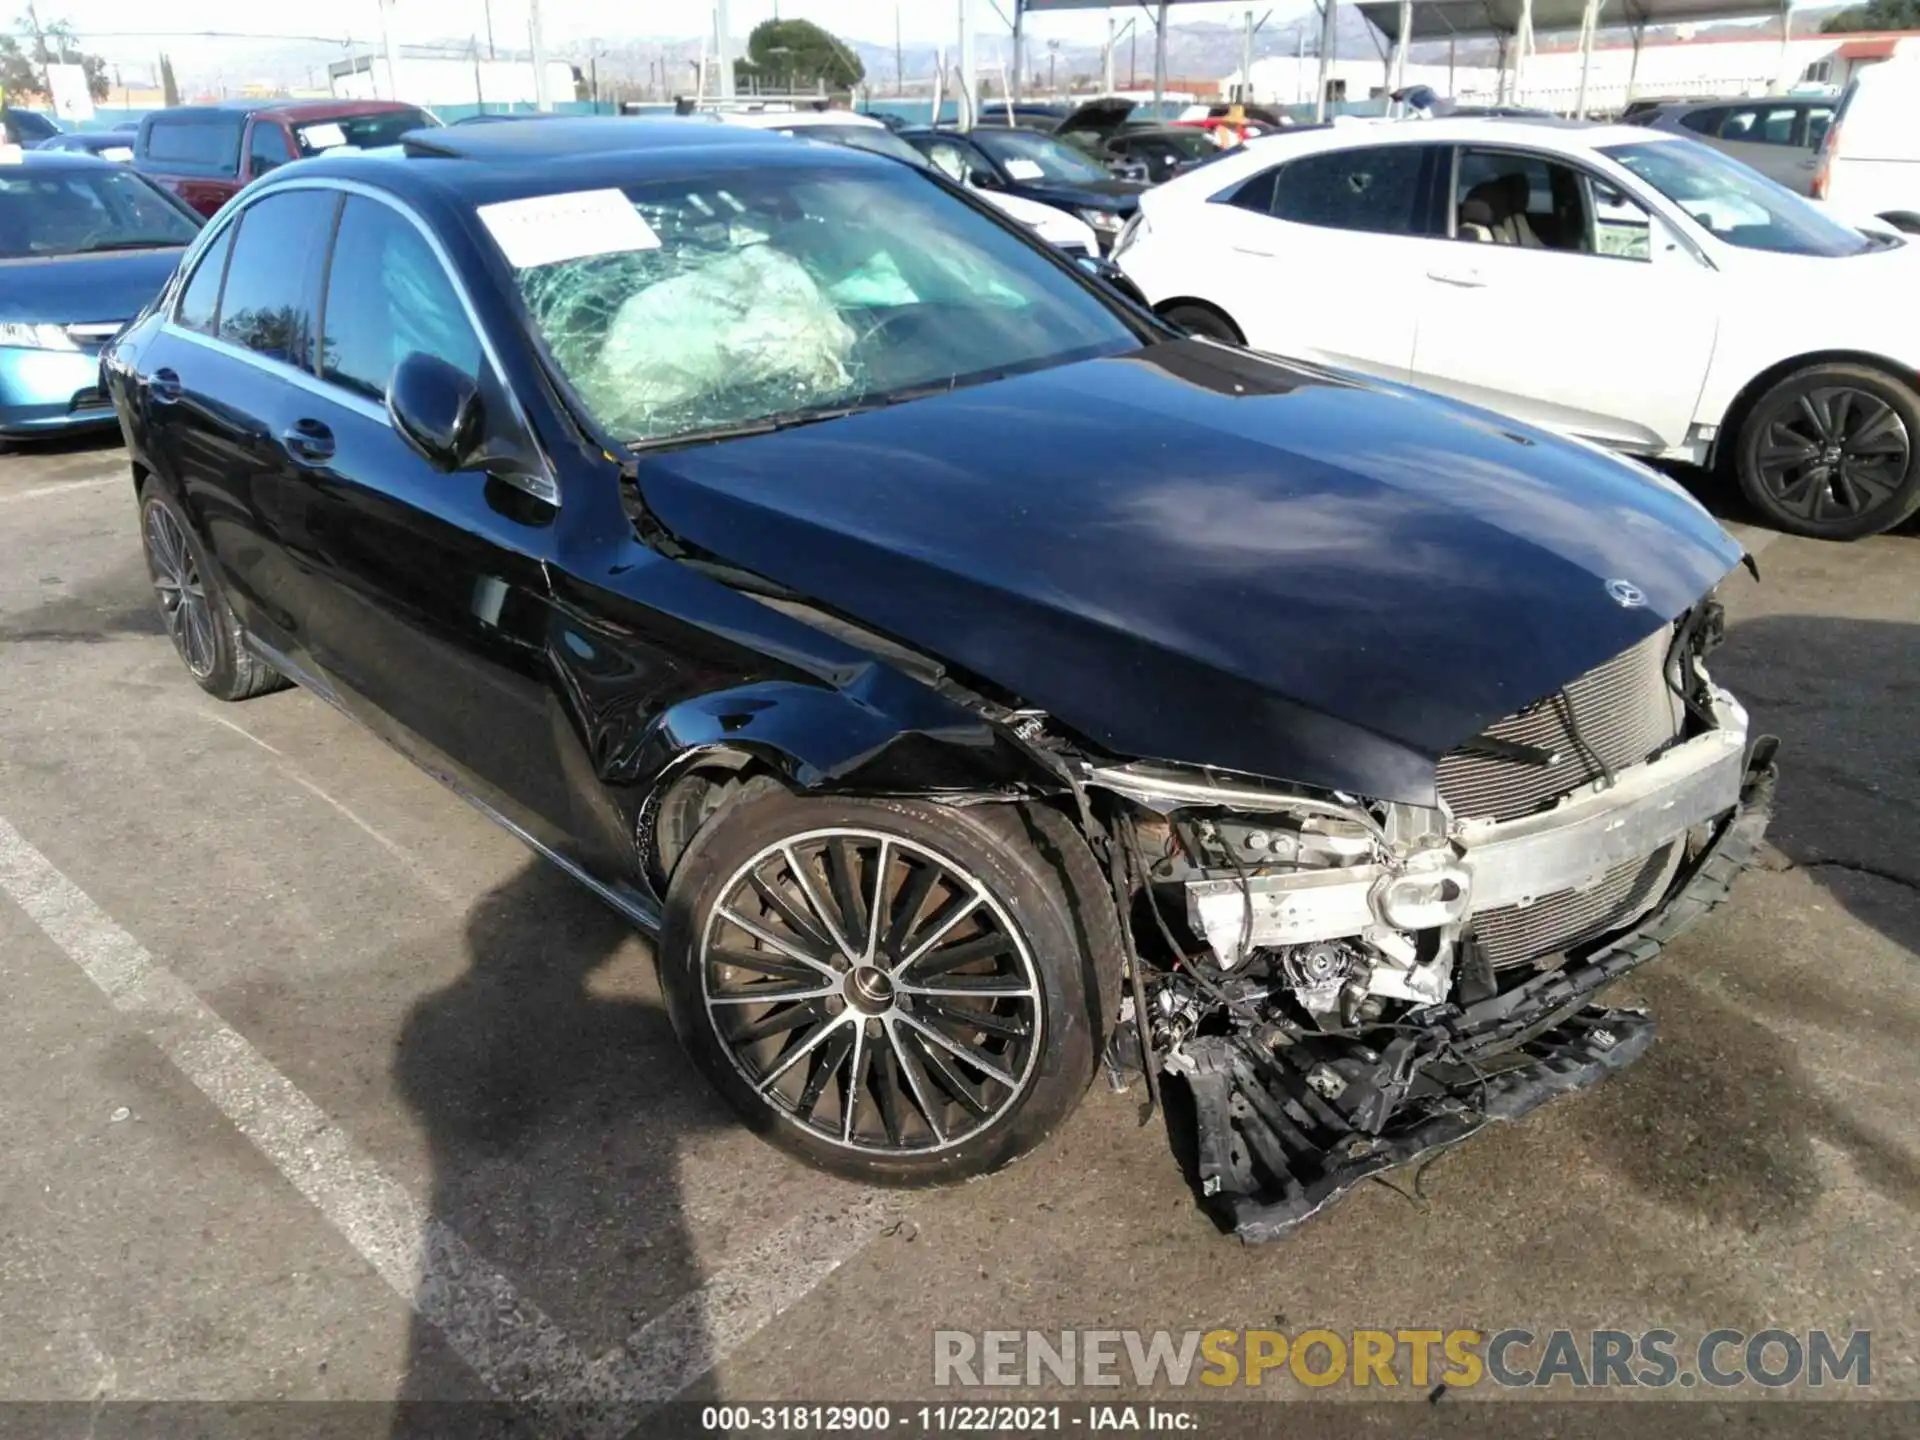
[134,100,437,216]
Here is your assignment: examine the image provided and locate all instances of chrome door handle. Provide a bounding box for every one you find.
[1427,267,1488,288]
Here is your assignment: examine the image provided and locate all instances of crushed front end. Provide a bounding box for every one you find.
[1086,606,1777,1242]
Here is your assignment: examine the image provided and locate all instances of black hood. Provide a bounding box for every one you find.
[636,340,1743,805]
[1013,177,1144,210]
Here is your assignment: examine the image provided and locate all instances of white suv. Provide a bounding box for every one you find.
[1115,116,1920,539]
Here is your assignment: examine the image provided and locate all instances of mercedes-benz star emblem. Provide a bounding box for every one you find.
[1605,578,1648,609]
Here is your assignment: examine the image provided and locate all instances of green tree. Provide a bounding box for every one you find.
[159,51,179,106]
[733,18,864,93]
[1822,0,1920,31]
[0,10,108,99]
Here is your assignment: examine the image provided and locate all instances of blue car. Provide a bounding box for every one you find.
[1,151,201,439]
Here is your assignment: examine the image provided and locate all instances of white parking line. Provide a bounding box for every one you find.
[0,812,893,1427]
[0,476,122,505]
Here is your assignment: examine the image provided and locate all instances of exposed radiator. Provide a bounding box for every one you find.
[1471,843,1683,971]
[1437,626,1683,826]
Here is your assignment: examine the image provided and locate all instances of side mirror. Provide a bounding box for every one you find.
[969,167,1001,189]
[388,352,483,472]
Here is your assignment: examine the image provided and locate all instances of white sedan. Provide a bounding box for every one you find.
[1114,116,1920,539]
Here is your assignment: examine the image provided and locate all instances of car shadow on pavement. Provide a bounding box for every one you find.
[389,858,731,1434]
[1563,611,1920,1232]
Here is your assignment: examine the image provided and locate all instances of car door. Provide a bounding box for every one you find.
[1410,145,1719,453]
[276,191,583,856]
[1202,141,1441,381]
[135,186,339,666]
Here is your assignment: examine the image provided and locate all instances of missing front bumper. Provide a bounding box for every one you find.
[1182,741,1776,1243]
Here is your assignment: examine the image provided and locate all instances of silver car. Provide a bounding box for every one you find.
[1634,96,1835,195]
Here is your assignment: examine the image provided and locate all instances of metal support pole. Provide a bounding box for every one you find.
[1241,9,1255,103]
[1107,16,1118,95]
[1625,22,1643,104]
[1153,2,1169,109]
[528,0,551,109]
[1391,0,1411,96]
[714,0,736,100]
[379,0,403,101]
[1574,0,1599,118]
[1011,2,1023,101]
[1314,0,1337,121]
[1777,0,1794,92]
[1513,0,1533,106]
[958,0,976,123]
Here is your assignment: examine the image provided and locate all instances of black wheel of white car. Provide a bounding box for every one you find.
[1159,303,1243,346]
[139,482,290,701]
[1735,364,1920,540]
[658,792,1115,1185]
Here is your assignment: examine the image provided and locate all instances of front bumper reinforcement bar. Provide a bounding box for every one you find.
[1186,739,1777,1244]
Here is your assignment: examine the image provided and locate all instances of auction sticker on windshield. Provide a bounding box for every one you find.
[1004,158,1045,181]
[477,188,662,269]
[301,122,348,150]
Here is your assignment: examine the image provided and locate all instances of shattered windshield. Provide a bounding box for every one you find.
[501,167,1139,447]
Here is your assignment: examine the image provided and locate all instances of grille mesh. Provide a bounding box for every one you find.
[1436,627,1682,825]
[1472,843,1681,970]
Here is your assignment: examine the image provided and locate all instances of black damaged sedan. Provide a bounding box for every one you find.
[104,118,1775,1239]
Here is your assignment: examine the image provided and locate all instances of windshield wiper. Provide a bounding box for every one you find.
[73,237,186,254]
[627,380,983,454]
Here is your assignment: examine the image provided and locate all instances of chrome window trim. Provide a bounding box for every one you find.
[161,176,560,507]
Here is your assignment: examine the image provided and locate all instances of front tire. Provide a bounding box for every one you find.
[139,481,290,701]
[1734,364,1920,539]
[1159,302,1244,346]
[657,792,1118,1186]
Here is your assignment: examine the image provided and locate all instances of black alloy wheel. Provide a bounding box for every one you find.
[1736,364,1920,539]
[658,793,1118,1185]
[138,482,290,701]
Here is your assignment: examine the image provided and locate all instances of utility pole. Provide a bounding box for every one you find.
[714,0,736,99]
[1130,27,1137,88]
[1296,24,1305,104]
[895,5,904,95]
[527,0,552,109]
[1241,10,1253,103]
[1314,0,1337,122]
[1105,16,1116,95]
[1512,0,1534,106]
[484,0,495,59]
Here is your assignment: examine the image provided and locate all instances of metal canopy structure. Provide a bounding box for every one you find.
[1012,0,1340,116]
[1354,0,1797,116]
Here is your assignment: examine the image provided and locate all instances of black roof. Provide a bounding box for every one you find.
[281,116,891,208]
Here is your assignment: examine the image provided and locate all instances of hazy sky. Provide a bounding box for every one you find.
[46,0,1308,53]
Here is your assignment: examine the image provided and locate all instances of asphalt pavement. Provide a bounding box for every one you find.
[1,435,1914,1430]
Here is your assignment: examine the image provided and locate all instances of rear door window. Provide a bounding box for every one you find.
[247,123,293,176]
[1271,145,1434,236]
[143,116,243,175]
[175,225,235,334]
[216,189,340,369]
[1678,107,1726,136]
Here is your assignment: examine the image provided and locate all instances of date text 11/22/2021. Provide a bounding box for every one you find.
[700,1406,1199,1433]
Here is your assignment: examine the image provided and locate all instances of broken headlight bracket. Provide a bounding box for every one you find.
[1183,741,1776,1243]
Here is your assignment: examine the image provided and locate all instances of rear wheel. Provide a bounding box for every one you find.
[657,792,1117,1186]
[139,482,289,700]
[1734,364,1920,539]
[1159,302,1244,346]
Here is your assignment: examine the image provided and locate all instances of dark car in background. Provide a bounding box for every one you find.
[1050,96,1221,183]
[902,126,1145,249]
[2,106,61,145]
[36,132,137,162]
[1631,95,1834,194]
[135,99,439,215]
[102,117,1770,1241]
[0,151,200,439]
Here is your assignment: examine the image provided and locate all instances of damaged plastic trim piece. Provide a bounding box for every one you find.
[1189,743,1776,1243]
[1184,690,1750,968]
